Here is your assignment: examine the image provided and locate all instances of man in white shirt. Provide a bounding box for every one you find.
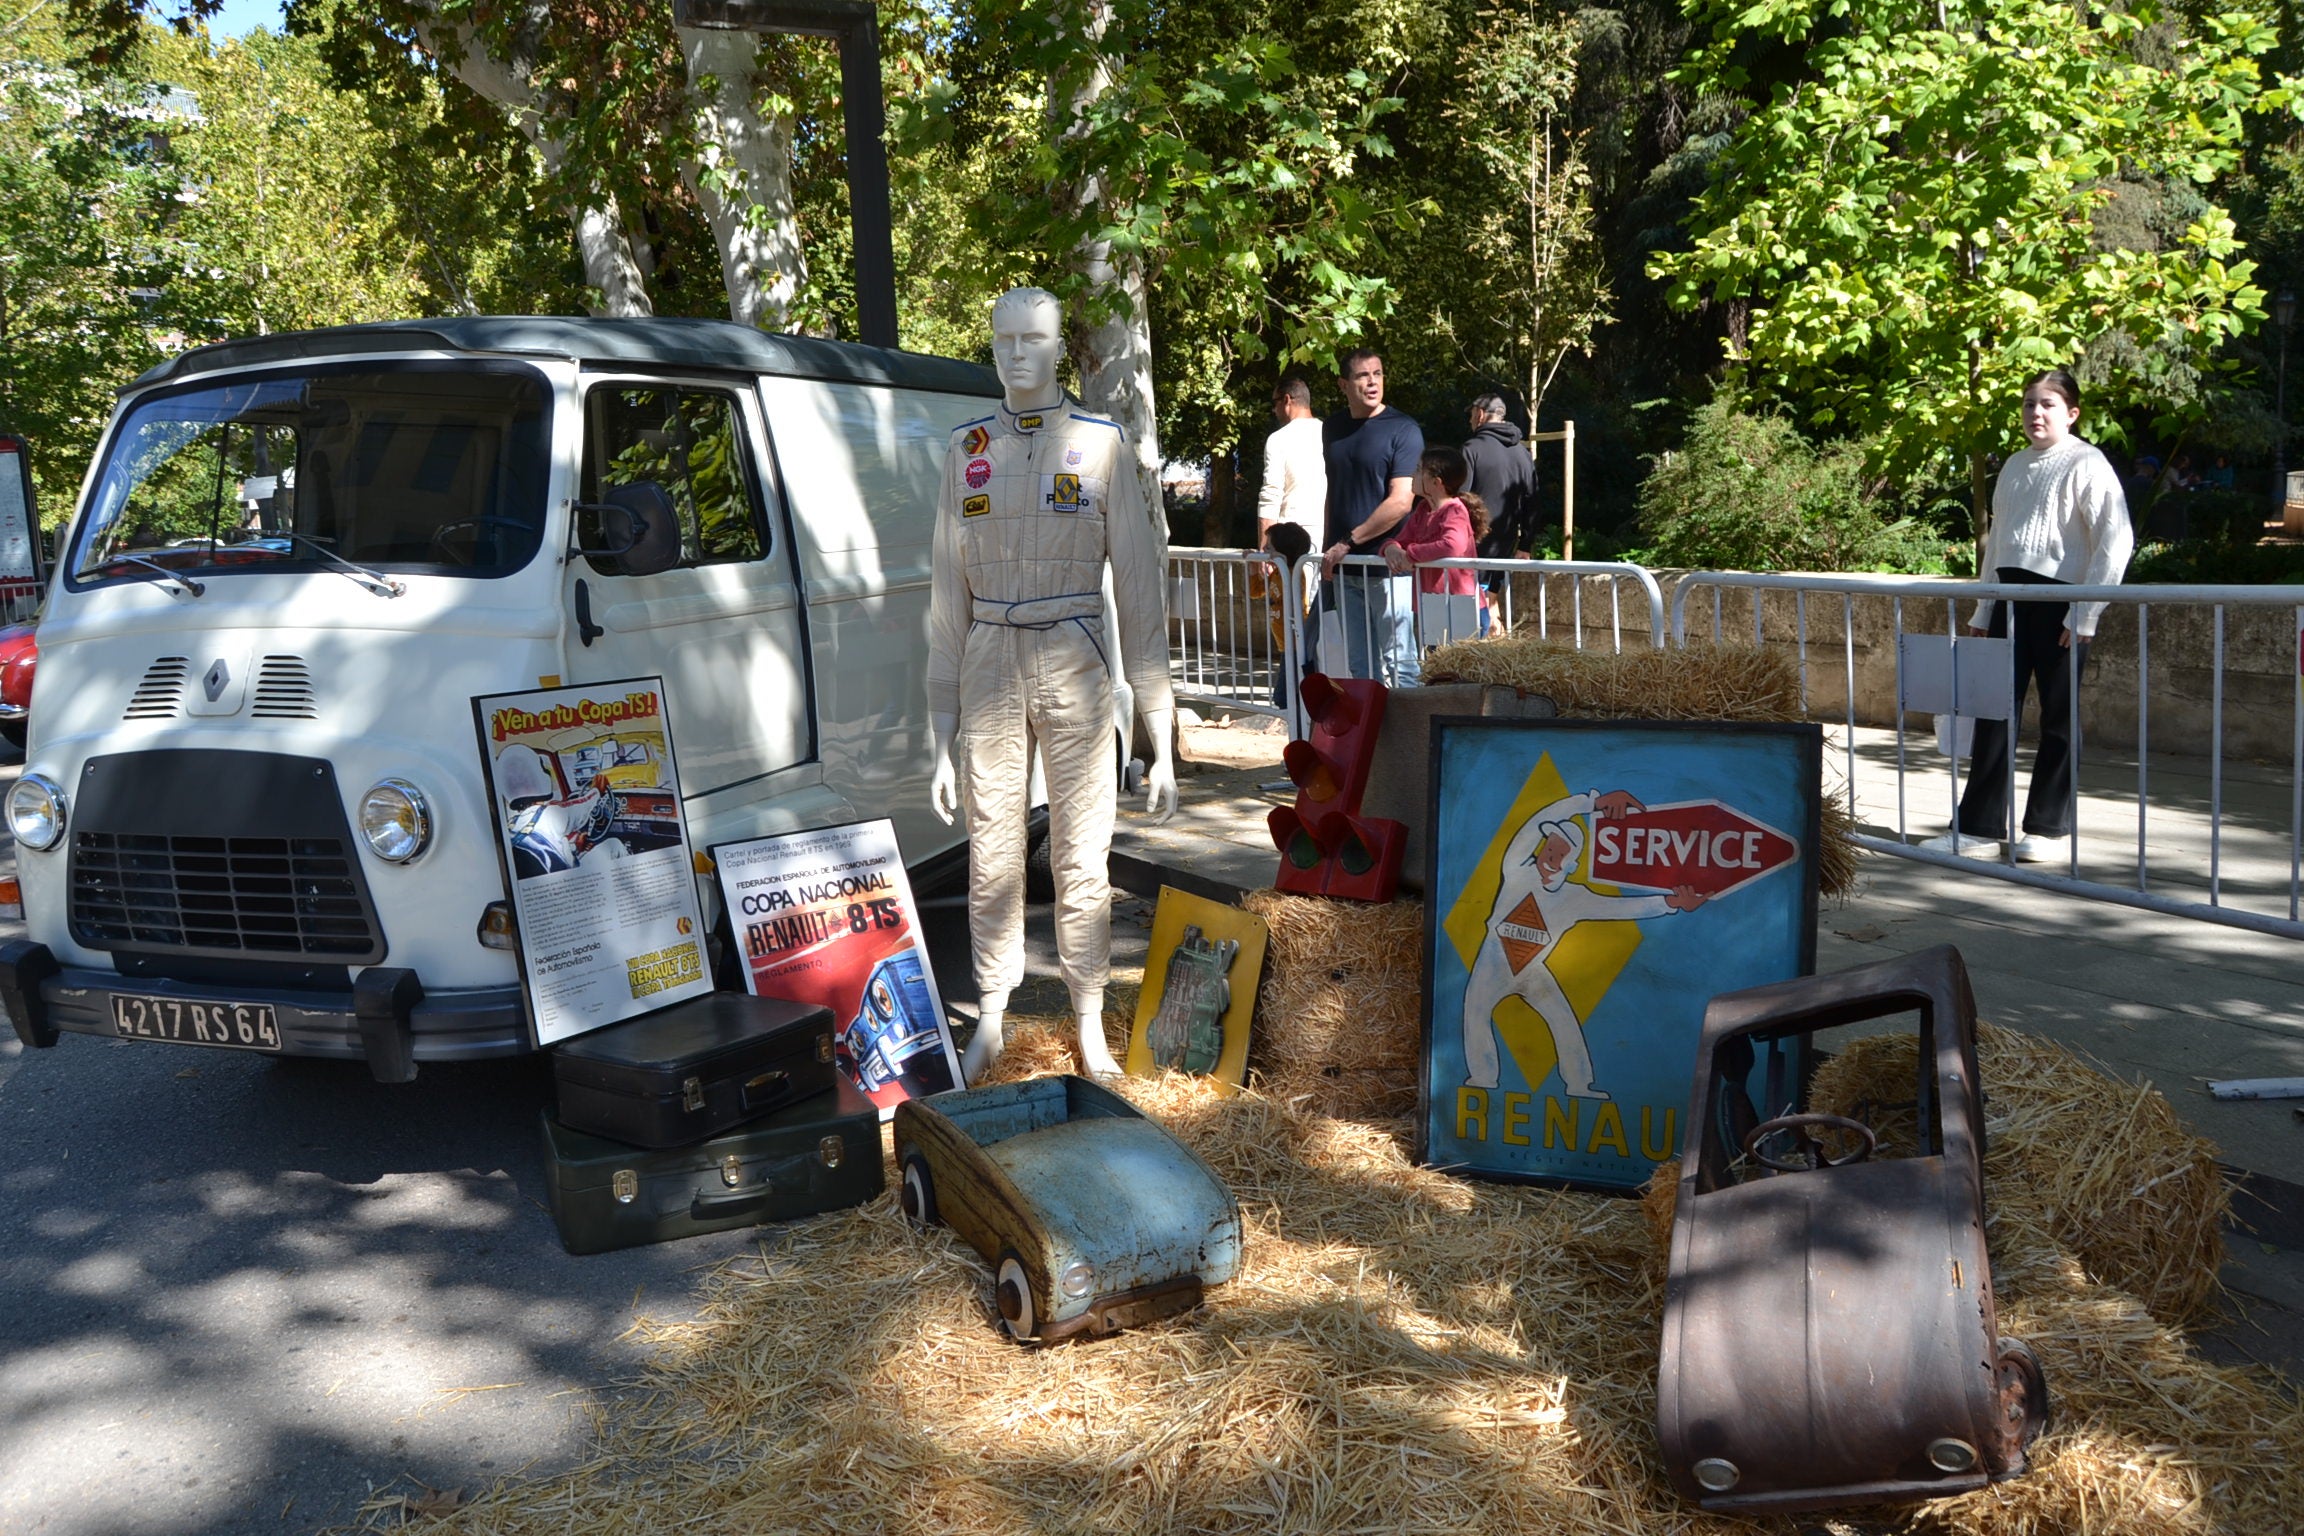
[1258,377,1327,551]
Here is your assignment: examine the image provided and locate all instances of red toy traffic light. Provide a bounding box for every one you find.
[1268,673,1407,901]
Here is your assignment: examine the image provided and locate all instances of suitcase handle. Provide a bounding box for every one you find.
[739,1069,791,1113]
[687,1146,821,1220]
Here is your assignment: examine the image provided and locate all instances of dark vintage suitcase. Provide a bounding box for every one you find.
[551,993,837,1149]
[542,1077,886,1255]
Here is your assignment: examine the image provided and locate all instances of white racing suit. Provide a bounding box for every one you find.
[1463,791,1678,1098]
[927,401,1172,1020]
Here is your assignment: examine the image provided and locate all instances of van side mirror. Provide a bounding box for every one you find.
[573,481,682,578]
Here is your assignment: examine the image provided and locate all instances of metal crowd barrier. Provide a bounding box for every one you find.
[1673,571,2304,939]
[1165,547,1664,738]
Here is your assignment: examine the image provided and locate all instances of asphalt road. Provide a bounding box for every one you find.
[0,746,1074,1536]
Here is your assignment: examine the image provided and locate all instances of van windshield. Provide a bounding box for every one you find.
[71,361,552,589]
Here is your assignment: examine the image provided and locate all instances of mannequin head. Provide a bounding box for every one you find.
[991,287,1066,413]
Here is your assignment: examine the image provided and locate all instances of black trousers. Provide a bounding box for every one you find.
[1956,568,2088,839]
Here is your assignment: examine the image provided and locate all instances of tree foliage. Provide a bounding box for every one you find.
[1655,0,2286,545]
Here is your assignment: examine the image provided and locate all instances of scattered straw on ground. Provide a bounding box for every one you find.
[1238,890,1423,1120]
[369,1019,2303,1536]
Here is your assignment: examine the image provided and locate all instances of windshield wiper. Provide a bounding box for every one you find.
[106,555,205,599]
[252,530,405,598]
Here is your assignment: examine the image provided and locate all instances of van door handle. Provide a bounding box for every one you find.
[575,579,603,647]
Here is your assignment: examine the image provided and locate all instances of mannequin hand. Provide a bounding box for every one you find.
[2058,627,2076,649]
[1967,626,1989,639]
[1141,707,1178,825]
[929,711,959,827]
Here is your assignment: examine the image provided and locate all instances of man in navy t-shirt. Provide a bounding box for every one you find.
[1318,348,1425,685]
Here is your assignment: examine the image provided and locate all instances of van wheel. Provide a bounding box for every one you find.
[1026,829,1055,904]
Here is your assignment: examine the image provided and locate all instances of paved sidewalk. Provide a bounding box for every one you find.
[1121,717,2304,1377]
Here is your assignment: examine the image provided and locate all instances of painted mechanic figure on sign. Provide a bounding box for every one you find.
[1463,789,1705,1100]
[927,286,1177,1082]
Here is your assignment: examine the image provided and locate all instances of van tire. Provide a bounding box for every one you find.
[1026,827,1055,904]
[0,718,22,751]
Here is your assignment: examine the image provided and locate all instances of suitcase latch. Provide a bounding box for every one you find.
[612,1169,639,1204]
[816,1034,833,1063]
[720,1154,744,1188]
[818,1135,844,1169]
[682,1075,705,1113]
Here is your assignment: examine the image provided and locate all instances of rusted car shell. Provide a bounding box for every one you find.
[1657,944,2048,1514]
[893,1074,1242,1343]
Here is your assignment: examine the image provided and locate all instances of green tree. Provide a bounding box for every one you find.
[1653,0,2285,553]
[1639,396,1946,571]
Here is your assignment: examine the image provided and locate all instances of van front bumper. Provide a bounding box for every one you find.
[0,941,528,1069]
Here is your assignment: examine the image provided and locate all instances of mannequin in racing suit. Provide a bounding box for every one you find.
[1462,790,1705,1099]
[928,286,1177,1080]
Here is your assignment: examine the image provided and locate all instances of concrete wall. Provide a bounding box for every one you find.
[1526,571,2303,765]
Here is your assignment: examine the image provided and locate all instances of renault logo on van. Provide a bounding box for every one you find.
[203,658,232,702]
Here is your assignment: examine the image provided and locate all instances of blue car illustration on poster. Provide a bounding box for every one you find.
[1419,718,1821,1190]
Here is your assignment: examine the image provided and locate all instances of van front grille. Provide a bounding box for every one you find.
[70,833,378,955]
[123,657,192,720]
[63,749,387,965]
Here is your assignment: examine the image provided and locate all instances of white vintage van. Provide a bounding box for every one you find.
[0,317,1003,1077]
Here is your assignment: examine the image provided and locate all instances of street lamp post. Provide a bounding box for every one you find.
[2275,289,2296,531]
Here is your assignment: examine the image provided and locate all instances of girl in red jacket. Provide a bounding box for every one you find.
[1383,444,1494,638]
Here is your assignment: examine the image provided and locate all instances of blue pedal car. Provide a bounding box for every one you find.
[893,1075,1243,1343]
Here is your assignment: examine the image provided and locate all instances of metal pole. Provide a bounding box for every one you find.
[676,0,899,349]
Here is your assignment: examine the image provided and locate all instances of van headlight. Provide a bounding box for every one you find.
[6,772,65,851]
[358,778,431,863]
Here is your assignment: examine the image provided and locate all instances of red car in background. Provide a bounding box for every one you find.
[0,622,35,749]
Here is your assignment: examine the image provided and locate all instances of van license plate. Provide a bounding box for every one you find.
[110,996,282,1052]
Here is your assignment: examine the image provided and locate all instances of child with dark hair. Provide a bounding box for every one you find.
[1382,444,1494,642]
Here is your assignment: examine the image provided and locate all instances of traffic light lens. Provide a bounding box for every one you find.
[1287,828,1322,869]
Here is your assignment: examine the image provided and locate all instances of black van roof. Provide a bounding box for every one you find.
[127,316,1001,398]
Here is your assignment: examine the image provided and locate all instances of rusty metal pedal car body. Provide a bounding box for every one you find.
[1657,945,2050,1514]
[893,1074,1242,1343]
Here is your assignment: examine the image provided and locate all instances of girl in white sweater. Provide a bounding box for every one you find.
[1922,368,2133,863]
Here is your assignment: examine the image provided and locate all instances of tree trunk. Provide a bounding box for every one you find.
[677,26,805,330]
[411,5,652,317]
[1047,0,1161,500]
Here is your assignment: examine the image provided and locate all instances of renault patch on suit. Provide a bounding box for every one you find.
[1043,472,1102,514]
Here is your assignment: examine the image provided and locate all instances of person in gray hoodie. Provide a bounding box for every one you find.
[1461,394,1537,559]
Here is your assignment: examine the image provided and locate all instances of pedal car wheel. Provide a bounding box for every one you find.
[1992,1336,2052,1470]
[899,1153,939,1227]
[995,1249,1036,1340]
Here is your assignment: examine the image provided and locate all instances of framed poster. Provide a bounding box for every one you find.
[1124,886,1266,1093]
[1419,718,1820,1190]
[712,819,962,1120]
[473,676,712,1048]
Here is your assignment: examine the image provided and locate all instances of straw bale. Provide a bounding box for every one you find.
[1423,636,1803,723]
[1238,890,1423,1121]
[1809,1023,2228,1326]
[381,1039,2303,1536]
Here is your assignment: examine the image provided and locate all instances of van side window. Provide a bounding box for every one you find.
[580,385,766,571]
